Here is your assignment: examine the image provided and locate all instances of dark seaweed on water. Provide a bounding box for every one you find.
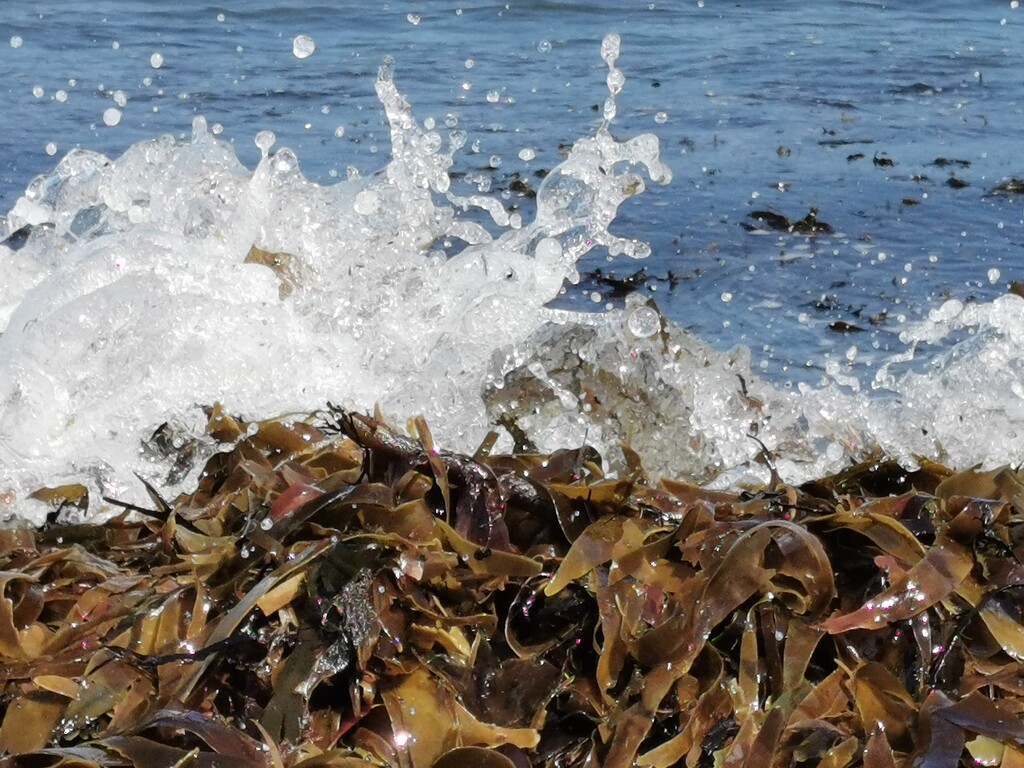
[2,405,1024,767]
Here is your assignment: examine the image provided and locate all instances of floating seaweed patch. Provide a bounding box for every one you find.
[741,207,833,235]
[987,178,1024,196]
[2,406,1024,767]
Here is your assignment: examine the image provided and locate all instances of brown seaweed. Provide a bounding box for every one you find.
[3,405,1024,767]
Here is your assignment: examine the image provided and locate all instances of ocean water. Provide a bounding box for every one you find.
[0,2,1022,520]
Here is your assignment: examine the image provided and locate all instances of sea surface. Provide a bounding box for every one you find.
[0,1,1022,518]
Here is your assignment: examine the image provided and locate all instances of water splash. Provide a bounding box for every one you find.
[1,34,1022,523]
[0,35,673,521]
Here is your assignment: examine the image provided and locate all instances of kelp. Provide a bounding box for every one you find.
[3,406,1024,767]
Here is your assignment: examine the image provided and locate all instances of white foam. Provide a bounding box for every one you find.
[0,37,675,522]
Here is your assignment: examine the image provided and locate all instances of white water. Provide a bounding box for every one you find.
[1,36,1022,523]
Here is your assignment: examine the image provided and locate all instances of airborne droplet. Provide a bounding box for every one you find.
[292,34,316,59]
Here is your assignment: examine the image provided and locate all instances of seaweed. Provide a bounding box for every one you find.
[742,208,832,235]
[3,406,1024,767]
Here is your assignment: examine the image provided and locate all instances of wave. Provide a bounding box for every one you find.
[1,35,1021,523]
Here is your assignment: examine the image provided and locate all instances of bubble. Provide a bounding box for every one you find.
[518,147,536,161]
[627,305,660,337]
[334,125,346,138]
[112,41,120,50]
[217,12,226,21]
[486,90,500,103]
[10,35,23,48]
[590,291,603,303]
[45,142,57,156]
[654,111,668,124]
[407,13,421,25]
[112,90,128,107]
[988,268,1002,284]
[150,52,164,68]
[720,291,733,303]
[102,108,122,126]
[55,90,68,103]
[32,85,44,98]
[259,517,273,531]
[464,58,475,69]
[292,34,316,59]
[538,40,552,53]
[489,154,501,168]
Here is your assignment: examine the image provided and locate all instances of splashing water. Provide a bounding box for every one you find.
[0,36,672,521]
[1,34,1022,524]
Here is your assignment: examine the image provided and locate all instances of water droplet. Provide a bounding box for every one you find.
[334,125,346,138]
[55,89,68,103]
[150,51,164,69]
[32,85,44,98]
[255,130,276,157]
[518,147,536,161]
[720,291,733,303]
[486,90,500,103]
[407,13,421,25]
[464,58,475,69]
[112,41,120,50]
[45,142,57,156]
[217,12,226,21]
[488,154,501,168]
[10,36,23,49]
[538,40,552,53]
[654,111,668,124]
[607,68,626,95]
[292,34,316,59]
[988,267,1001,284]
[259,517,273,531]
[103,108,122,127]
[627,305,660,337]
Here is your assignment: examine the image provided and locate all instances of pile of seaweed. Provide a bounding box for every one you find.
[2,406,1024,768]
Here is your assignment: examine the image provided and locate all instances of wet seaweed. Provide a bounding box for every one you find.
[3,405,1024,767]
[742,208,833,236]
